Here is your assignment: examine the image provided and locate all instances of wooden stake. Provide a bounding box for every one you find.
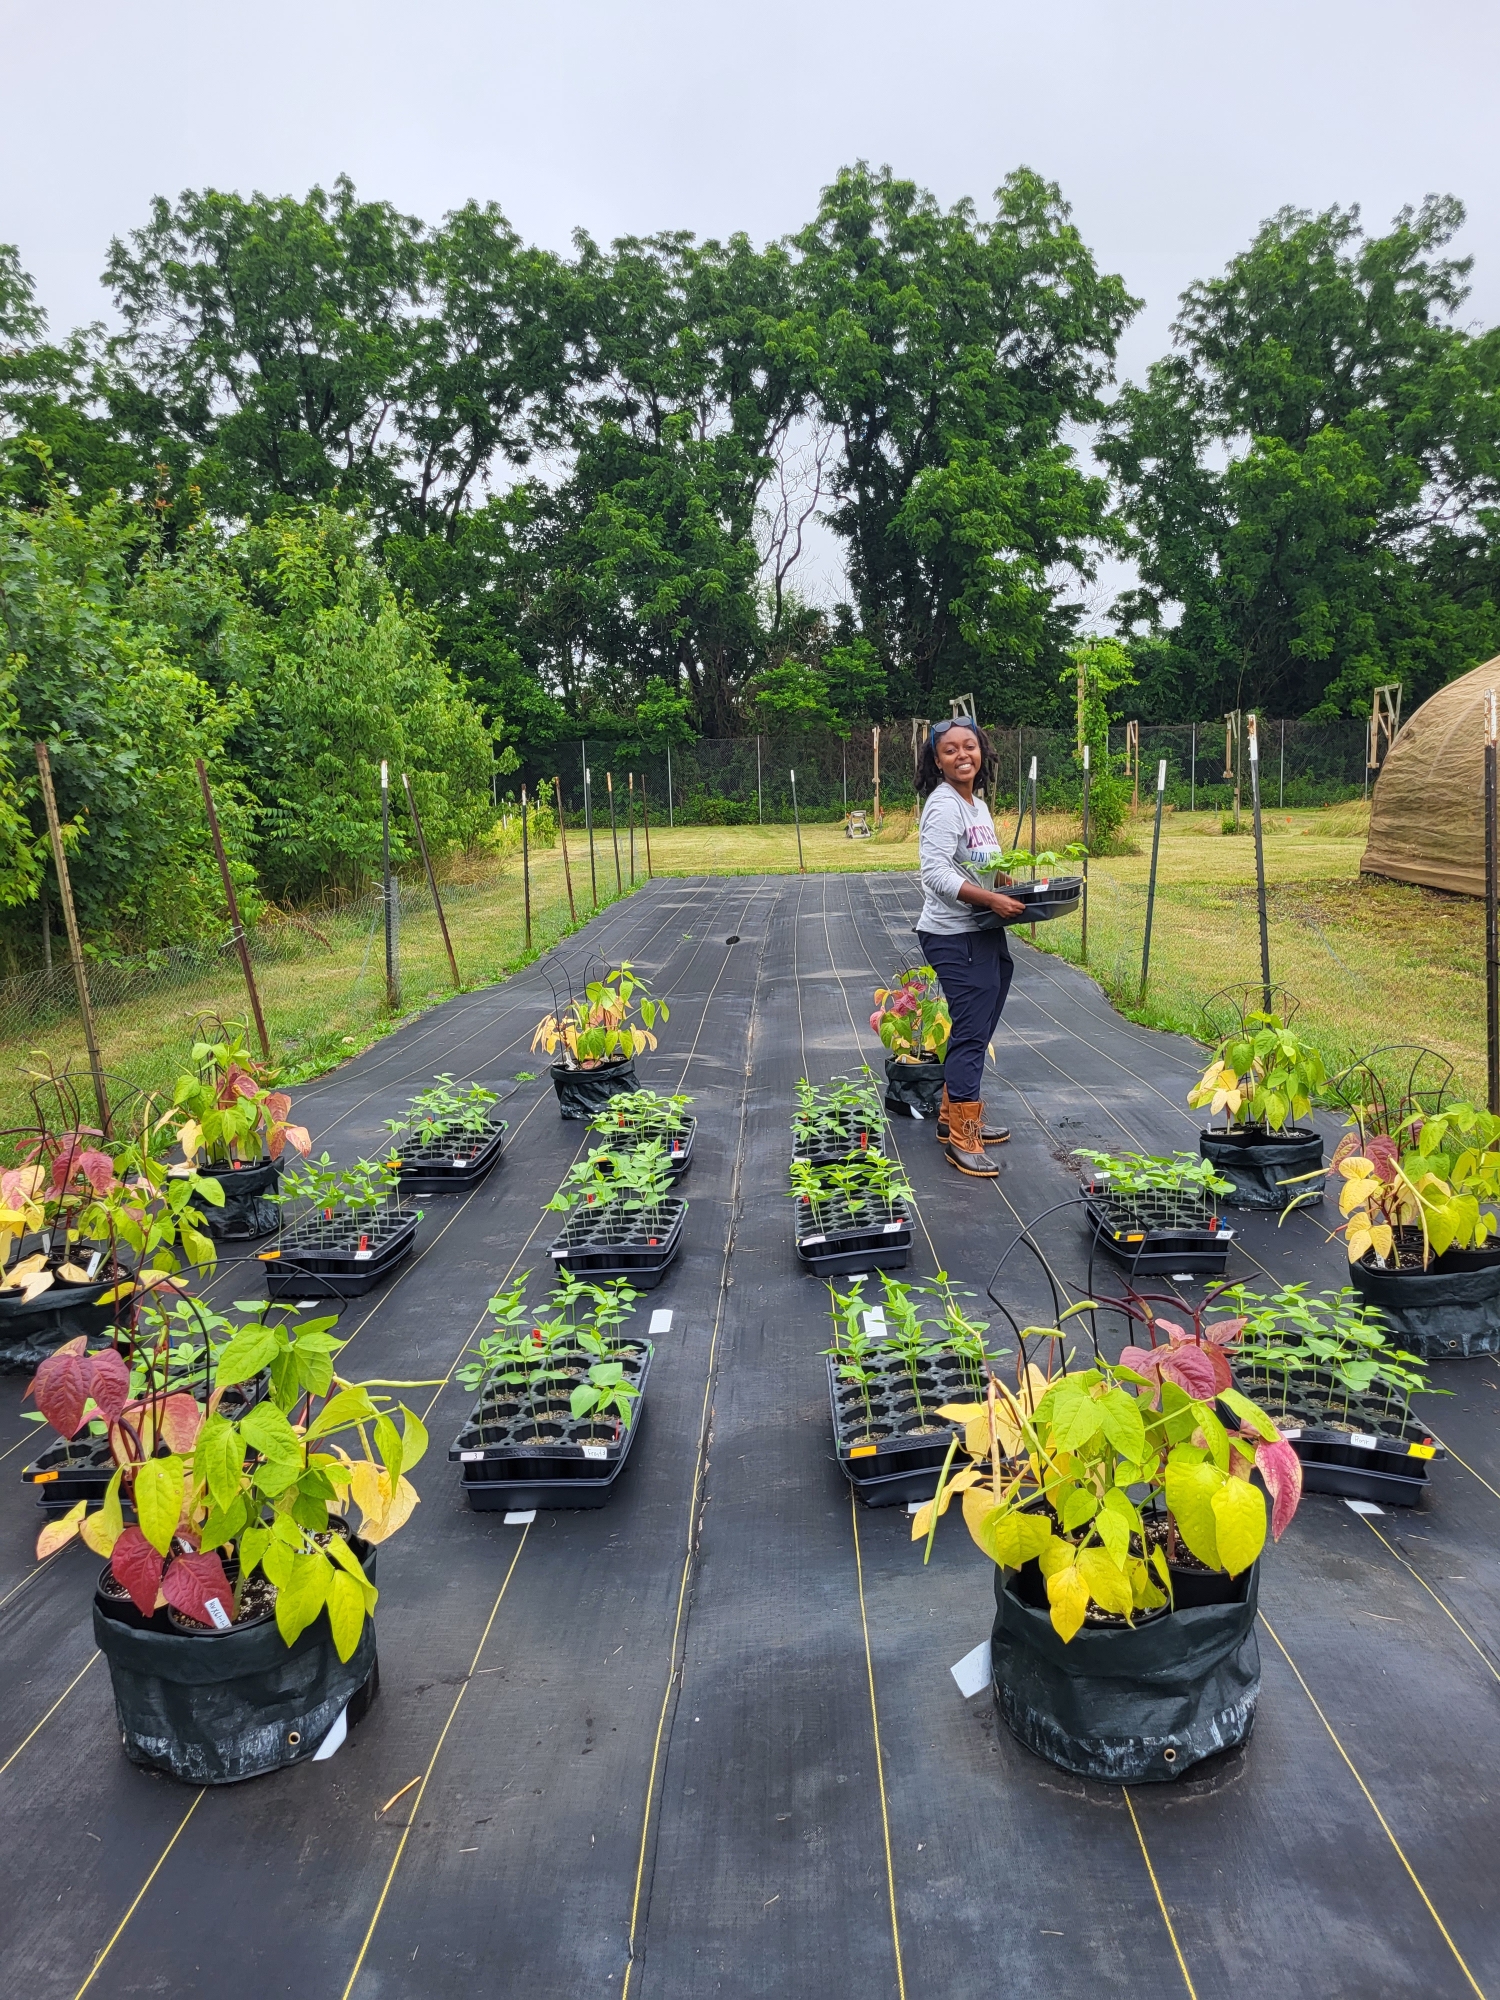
[34,741,111,1137]
[1139,759,1167,1000]
[872,725,882,827]
[1080,745,1092,966]
[381,761,401,1013]
[606,771,623,895]
[553,777,578,926]
[195,758,271,1059]
[627,773,637,886]
[520,784,533,951]
[790,768,806,873]
[640,774,654,878]
[402,772,460,989]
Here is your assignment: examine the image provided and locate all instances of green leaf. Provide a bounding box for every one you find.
[305,1385,379,1441]
[1165,1458,1224,1570]
[199,1496,249,1551]
[1095,1505,1131,1567]
[275,1550,330,1646]
[1211,1475,1267,1576]
[1052,1385,1105,1451]
[215,1325,279,1390]
[374,1412,403,1488]
[326,1567,367,1663]
[194,1415,246,1511]
[974,1508,1054,1570]
[240,1402,303,1461]
[238,1523,270,1576]
[134,1455,185,1557]
[1099,1387,1146,1464]
[1219,1386,1280,1442]
[1061,1485,1100,1532]
[397,1404,429,1472]
[1197,1406,1231,1472]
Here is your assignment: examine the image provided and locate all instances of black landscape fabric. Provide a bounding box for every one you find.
[0,874,1497,1998]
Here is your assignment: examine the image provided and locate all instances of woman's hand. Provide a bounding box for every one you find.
[958,882,1026,920]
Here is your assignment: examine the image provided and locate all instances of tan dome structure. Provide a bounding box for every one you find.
[1361,658,1500,896]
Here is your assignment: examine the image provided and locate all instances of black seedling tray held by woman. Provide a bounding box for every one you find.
[1082,1185,1234,1276]
[451,1343,654,1511]
[996,876,1083,924]
[827,1350,966,1505]
[795,1195,912,1277]
[262,1204,418,1298]
[395,1116,507,1195]
[548,1200,685,1289]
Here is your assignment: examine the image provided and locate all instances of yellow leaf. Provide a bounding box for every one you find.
[1077,1547,1135,1617]
[1370,1224,1394,1261]
[1046,1565,1090,1643]
[177,1117,202,1162]
[1210,1473,1266,1576]
[80,1507,120,1556]
[36,1500,87,1560]
[347,1458,386,1528]
[1346,1228,1373,1264]
[361,1474,419,1544]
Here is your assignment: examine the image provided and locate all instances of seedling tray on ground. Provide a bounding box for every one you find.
[791,1119,886,1168]
[794,1194,912,1276]
[261,1204,419,1298]
[827,1348,971,1505]
[1233,1367,1442,1507]
[998,876,1083,924]
[450,1342,653,1510]
[548,1199,685,1289]
[395,1116,507,1195]
[23,1374,270,1516]
[1082,1185,1234,1275]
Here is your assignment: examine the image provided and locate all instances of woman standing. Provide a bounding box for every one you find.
[916,718,1024,1177]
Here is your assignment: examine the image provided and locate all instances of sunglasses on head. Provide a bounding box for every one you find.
[930,716,979,744]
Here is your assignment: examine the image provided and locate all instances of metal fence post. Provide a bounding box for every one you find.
[640,774,655,878]
[520,783,533,951]
[606,771,623,895]
[583,763,598,908]
[628,773,637,886]
[1190,724,1196,814]
[381,759,401,1013]
[34,741,111,1136]
[756,735,763,825]
[1248,715,1272,1014]
[1139,758,1168,1000]
[667,743,674,828]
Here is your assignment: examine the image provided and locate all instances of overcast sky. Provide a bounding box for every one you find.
[5,0,1497,604]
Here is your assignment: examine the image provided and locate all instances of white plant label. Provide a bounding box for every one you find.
[1350,1433,1379,1451]
[461,1450,485,1462]
[649,1309,673,1334]
[504,1509,536,1526]
[582,1445,608,1461]
[354,1249,373,1261]
[1344,1498,1383,1517]
[203,1597,232,1631]
[951,1641,991,1700]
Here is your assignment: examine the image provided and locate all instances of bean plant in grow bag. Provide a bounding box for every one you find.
[1189,1013,1326,1133]
[1326,1102,1500,1268]
[872,969,951,1063]
[532,962,667,1070]
[171,1022,311,1167]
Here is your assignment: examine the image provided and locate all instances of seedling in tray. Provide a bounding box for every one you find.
[546,1142,685,1288]
[265,1154,418,1295]
[588,1088,697,1175]
[825,1273,1007,1506]
[790,1149,913,1275]
[384,1076,507,1191]
[450,1273,652,1510]
[791,1073,886,1164]
[1073,1147,1236,1273]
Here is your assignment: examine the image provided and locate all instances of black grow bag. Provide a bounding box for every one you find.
[991,1557,1260,1783]
[198,1157,282,1241]
[1199,1126,1324,1211]
[0,1268,122,1373]
[262,1204,418,1299]
[883,1052,946,1121]
[1082,1186,1234,1277]
[94,1539,378,1783]
[1349,1251,1500,1360]
[997,876,1084,925]
[550,1057,638,1120]
[452,1342,653,1511]
[394,1116,507,1195]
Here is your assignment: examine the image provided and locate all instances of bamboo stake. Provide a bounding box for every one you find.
[640,774,654,878]
[520,783,533,952]
[553,777,577,926]
[195,757,271,1058]
[607,771,623,895]
[402,771,460,989]
[34,741,111,1137]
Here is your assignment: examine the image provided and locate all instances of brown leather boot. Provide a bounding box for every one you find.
[938,1086,1009,1147]
[943,1100,998,1177]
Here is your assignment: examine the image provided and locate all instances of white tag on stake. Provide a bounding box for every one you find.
[203,1596,232,1631]
[504,1509,536,1526]
[1344,1498,1384,1517]
[951,1641,991,1700]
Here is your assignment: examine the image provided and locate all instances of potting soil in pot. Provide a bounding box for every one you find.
[990,1558,1260,1783]
[94,1541,379,1783]
[1199,1127,1324,1210]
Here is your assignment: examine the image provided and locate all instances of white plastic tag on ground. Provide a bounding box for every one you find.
[907,1501,925,1516]
[312,1705,348,1761]
[1344,1498,1384,1517]
[864,1307,887,1335]
[504,1509,536,1526]
[649,1309,673,1334]
[951,1642,990,1700]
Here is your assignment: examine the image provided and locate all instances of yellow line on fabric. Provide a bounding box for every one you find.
[1122,1787,1198,1997]
[339,1528,530,2000]
[849,1494,909,2000]
[1441,1443,1500,1509]
[0,1551,59,1617]
[1351,1514,1500,1686]
[621,906,759,1996]
[0,1651,98,1782]
[72,1789,205,1998]
[1260,1612,1487,1998]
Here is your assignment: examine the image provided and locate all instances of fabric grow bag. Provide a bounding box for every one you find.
[1199,1127,1324,1211]
[94,1540,378,1784]
[550,1058,638,1120]
[1349,1252,1500,1360]
[198,1157,281,1241]
[0,1273,120,1372]
[990,1558,1260,1783]
[883,1053,945,1120]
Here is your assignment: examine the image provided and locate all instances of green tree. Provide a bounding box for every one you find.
[794,164,1136,723]
[1103,197,1500,717]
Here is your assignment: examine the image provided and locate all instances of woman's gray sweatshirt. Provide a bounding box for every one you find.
[917,783,1007,933]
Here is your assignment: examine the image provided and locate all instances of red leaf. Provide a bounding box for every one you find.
[76,1149,116,1196]
[112,1527,166,1614]
[1158,1345,1220,1401]
[85,1348,131,1424]
[1153,1319,1188,1344]
[1117,1345,1162,1380]
[160,1551,233,1627]
[30,1351,90,1438]
[157,1392,203,1454]
[227,1066,259,1100]
[1367,1136,1400,1184]
[1256,1438,1304,1540]
[263,1092,291,1123]
[1204,1316,1247,1347]
[1201,1343,1234,1393]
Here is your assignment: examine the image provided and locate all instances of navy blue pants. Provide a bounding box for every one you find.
[917,927,1014,1102]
